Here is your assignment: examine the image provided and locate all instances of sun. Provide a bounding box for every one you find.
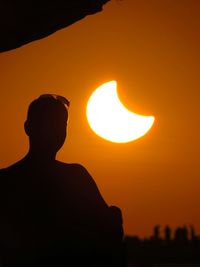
[86,81,155,143]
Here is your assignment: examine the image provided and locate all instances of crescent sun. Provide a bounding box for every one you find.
[86,81,155,143]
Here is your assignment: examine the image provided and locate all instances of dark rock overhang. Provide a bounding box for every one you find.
[0,0,110,52]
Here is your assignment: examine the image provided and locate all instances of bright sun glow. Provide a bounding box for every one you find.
[86,81,155,143]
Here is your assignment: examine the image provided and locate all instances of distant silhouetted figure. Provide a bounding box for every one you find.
[174,226,188,244]
[182,225,189,241]
[153,225,161,241]
[0,95,124,266]
[190,225,195,239]
[164,225,172,243]
[190,225,198,243]
[174,227,183,242]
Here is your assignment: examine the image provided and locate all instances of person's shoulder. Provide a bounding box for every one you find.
[0,167,7,176]
[0,161,24,180]
[56,161,91,179]
[0,164,16,186]
[56,161,87,171]
[0,164,14,176]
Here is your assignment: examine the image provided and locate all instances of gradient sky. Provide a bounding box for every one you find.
[0,0,200,237]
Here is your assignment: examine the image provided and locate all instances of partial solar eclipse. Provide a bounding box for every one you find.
[86,81,155,143]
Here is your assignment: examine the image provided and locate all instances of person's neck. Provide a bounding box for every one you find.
[25,149,57,167]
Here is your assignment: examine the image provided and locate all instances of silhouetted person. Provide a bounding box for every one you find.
[174,227,182,242]
[182,225,189,241]
[164,225,171,243]
[0,94,124,266]
[153,225,160,241]
[190,225,198,243]
[174,226,188,244]
[190,225,195,240]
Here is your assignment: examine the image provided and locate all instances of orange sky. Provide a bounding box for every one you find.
[0,0,200,237]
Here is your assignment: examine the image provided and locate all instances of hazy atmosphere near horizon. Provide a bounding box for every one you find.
[0,0,200,237]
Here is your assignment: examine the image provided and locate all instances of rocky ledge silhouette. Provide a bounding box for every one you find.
[0,0,110,52]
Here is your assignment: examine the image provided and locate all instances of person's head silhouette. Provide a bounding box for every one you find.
[24,94,69,160]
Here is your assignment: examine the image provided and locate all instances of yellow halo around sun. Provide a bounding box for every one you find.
[86,81,155,143]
